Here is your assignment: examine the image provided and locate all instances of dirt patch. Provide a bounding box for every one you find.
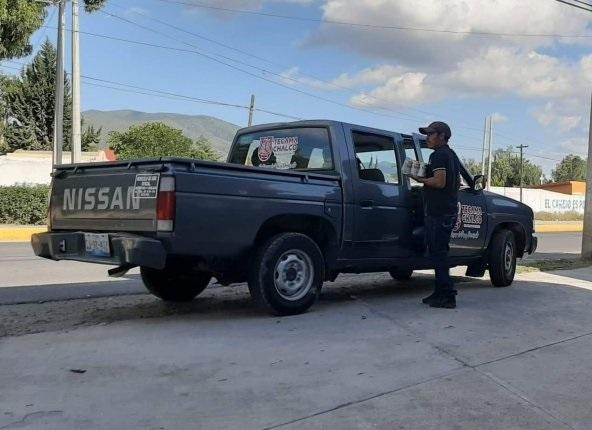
[518,258,592,274]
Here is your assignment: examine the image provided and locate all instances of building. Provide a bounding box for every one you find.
[530,181,586,196]
[0,149,116,186]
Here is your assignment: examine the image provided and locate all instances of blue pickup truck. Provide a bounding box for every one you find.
[32,120,537,315]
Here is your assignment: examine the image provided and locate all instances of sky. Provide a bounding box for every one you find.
[2,0,592,174]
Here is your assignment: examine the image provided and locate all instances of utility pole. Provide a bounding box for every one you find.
[50,0,65,167]
[487,116,494,190]
[582,92,592,260]
[481,116,489,175]
[248,94,255,126]
[71,0,82,163]
[517,144,528,202]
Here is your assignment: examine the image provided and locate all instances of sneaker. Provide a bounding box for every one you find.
[421,293,439,305]
[429,295,456,309]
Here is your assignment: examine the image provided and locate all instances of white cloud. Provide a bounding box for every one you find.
[559,137,589,156]
[308,0,592,67]
[351,72,431,107]
[491,113,509,124]
[533,101,586,133]
[183,0,313,19]
[284,48,592,109]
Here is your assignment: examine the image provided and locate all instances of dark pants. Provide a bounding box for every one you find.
[425,215,457,298]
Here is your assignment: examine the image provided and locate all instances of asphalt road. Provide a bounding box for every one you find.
[532,232,582,259]
[0,232,581,305]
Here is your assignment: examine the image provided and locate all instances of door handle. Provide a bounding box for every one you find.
[360,200,374,208]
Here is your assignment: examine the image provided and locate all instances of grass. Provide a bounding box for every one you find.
[535,211,584,221]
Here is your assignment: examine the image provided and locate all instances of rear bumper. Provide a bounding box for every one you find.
[31,231,166,269]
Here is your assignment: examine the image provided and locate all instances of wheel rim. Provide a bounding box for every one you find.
[273,249,314,301]
[504,241,514,274]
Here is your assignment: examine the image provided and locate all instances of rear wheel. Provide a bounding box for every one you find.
[141,264,212,302]
[389,267,413,280]
[488,229,516,287]
[249,233,324,316]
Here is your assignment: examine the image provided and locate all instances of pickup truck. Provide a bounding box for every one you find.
[32,120,537,315]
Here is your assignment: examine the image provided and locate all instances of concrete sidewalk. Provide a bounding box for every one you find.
[1,268,592,429]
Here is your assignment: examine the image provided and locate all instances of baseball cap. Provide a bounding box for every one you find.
[419,121,452,140]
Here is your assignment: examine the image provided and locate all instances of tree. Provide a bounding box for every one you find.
[0,0,46,60]
[81,121,101,151]
[2,39,71,151]
[108,122,220,161]
[551,155,587,183]
[0,0,106,61]
[490,147,543,187]
[1,39,98,152]
[462,158,481,177]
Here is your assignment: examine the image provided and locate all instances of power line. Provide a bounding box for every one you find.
[98,8,507,148]
[97,9,426,123]
[151,0,592,39]
[571,0,592,7]
[39,25,438,126]
[35,6,57,47]
[0,64,572,162]
[107,2,472,125]
[0,62,301,121]
[554,0,592,12]
[1,61,568,162]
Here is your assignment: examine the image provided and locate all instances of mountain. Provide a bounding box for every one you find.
[82,110,241,157]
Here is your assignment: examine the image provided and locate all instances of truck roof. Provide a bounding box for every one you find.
[236,120,422,139]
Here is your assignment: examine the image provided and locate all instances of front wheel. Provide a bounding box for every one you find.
[248,233,324,316]
[141,264,212,302]
[488,230,516,287]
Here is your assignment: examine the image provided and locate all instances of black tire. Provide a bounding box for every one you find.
[389,268,413,280]
[248,233,324,316]
[141,264,212,302]
[488,229,516,287]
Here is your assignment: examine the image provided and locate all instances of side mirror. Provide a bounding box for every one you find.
[473,175,486,191]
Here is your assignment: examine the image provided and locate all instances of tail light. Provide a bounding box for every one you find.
[157,177,175,232]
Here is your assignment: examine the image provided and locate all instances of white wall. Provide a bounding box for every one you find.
[0,151,110,186]
[490,187,585,214]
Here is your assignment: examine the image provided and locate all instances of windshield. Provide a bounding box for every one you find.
[228,127,333,171]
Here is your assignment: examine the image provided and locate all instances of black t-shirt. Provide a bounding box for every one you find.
[424,145,460,216]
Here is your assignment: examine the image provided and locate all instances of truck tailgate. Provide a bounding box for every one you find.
[50,163,163,232]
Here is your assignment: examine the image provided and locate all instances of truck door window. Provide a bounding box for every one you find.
[352,132,399,184]
[228,127,333,172]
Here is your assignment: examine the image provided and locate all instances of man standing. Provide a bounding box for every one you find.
[412,121,460,309]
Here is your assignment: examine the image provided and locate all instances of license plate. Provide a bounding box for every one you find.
[84,233,111,257]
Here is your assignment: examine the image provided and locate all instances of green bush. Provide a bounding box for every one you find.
[0,185,50,225]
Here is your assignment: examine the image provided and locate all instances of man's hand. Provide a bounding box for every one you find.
[410,170,446,189]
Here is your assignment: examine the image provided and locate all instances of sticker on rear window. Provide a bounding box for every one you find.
[258,136,299,163]
[133,173,160,199]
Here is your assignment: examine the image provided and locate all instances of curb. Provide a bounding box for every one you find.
[535,222,583,233]
[0,226,47,242]
[0,221,584,242]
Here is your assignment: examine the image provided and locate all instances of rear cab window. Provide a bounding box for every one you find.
[228,127,334,172]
